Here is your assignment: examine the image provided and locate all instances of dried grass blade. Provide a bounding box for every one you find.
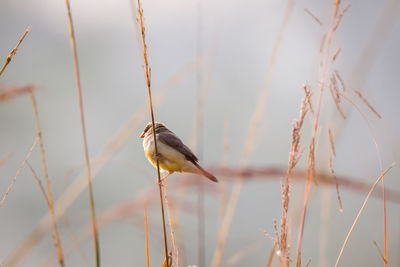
[334,164,394,267]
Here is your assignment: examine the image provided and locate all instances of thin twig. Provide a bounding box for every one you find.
[25,161,51,210]
[30,91,65,267]
[0,26,30,76]
[266,243,277,267]
[0,138,37,208]
[335,165,394,267]
[64,0,100,265]
[373,240,387,264]
[304,8,322,26]
[136,0,170,265]
[164,184,179,267]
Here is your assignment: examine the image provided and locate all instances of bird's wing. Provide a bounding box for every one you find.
[158,132,198,162]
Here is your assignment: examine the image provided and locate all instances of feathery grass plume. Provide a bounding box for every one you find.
[297,1,343,266]
[334,70,346,92]
[302,84,314,115]
[335,164,394,267]
[280,88,310,266]
[353,90,382,119]
[136,0,170,265]
[0,85,36,103]
[304,8,322,26]
[211,1,295,266]
[4,60,195,267]
[333,4,350,31]
[0,26,30,77]
[329,157,343,212]
[328,85,346,120]
[332,47,342,62]
[319,33,326,53]
[30,92,65,266]
[64,0,100,265]
[328,128,336,157]
[0,138,37,208]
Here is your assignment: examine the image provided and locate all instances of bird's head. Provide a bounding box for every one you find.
[140,122,168,138]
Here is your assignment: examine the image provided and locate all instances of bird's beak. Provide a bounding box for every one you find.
[140,132,145,138]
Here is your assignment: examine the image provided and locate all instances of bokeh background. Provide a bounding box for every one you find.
[0,0,399,266]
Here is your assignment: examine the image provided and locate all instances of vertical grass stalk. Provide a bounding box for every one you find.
[136,1,170,265]
[64,1,100,265]
[30,92,65,267]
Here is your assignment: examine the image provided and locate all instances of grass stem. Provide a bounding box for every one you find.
[136,0,170,265]
[64,0,100,265]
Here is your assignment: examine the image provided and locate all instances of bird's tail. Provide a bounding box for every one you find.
[192,162,218,183]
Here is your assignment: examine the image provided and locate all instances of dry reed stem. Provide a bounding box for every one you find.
[145,206,150,267]
[64,0,100,265]
[267,243,277,267]
[352,90,382,119]
[335,165,393,267]
[62,215,92,267]
[211,2,295,266]
[0,138,37,208]
[163,184,179,267]
[0,26,30,76]
[373,240,387,264]
[136,1,170,265]
[30,91,65,267]
[0,85,36,103]
[304,8,322,26]
[26,161,51,208]
[4,60,195,266]
[297,1,342,265]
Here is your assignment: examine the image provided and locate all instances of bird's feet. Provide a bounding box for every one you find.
[156,172,173,185]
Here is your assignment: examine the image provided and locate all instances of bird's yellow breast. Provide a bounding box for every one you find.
[144,138,190,173]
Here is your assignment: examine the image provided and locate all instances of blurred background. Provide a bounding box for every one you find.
[0,0,399,266]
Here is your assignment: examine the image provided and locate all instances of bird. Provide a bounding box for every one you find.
[140,122,218,183]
